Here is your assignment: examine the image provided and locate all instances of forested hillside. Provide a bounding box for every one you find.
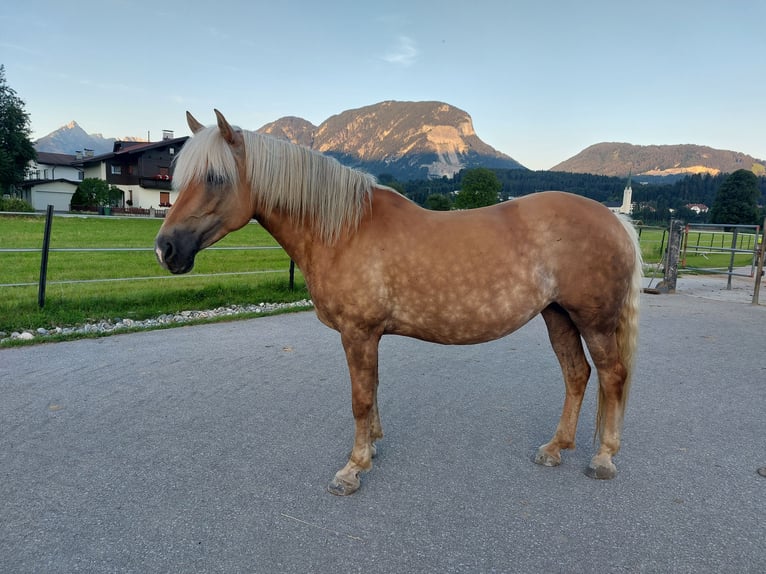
[398,170,766,224]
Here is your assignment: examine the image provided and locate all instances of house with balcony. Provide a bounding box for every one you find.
[20,152,84,211]
[77,132,188,210]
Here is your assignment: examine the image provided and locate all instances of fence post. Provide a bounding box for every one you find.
[726,228,739,290]
[38,205,54,308]
[656,219,683,294]
[753,217,765,305]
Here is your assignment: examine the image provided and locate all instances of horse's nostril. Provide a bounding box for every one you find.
[155,237,174,266]
[163,240,174,262]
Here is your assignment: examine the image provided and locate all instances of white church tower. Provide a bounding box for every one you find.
[619,171,633,215]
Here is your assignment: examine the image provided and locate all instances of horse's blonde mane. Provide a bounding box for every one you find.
[173,125,375,243]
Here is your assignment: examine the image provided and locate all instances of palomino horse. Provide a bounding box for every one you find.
[155,110,643,495]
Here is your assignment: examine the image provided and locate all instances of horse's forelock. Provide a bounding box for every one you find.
[173,125,239,192]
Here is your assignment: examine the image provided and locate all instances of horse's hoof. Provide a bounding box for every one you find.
[585,462,617,480]
[534,448,561,467]
[327,473,360,496]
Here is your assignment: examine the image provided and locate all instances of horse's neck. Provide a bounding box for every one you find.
[255,208,318,271]
[252,185,384,272]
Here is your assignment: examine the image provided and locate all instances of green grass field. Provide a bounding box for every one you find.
[1,216,760,341]
[0,215,309,336]
[637,226,759,271]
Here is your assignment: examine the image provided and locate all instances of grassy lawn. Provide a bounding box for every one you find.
[680,228,760,270]
[637,227,758,270]
[2,216,760,341]
[0,215,310,336]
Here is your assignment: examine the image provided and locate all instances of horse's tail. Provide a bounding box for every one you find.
[596,216,643,439]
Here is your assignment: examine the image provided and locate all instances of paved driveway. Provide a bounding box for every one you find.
[1,293,764,573]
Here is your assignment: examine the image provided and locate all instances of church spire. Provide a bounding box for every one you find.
[620,170,633,215]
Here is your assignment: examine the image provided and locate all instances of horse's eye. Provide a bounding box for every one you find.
[206,171,227,186]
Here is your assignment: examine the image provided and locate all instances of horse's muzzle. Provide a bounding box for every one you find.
[154,232,198,274]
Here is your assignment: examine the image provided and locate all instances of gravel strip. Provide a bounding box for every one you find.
[3,270,761,346]
[0,300,313,345]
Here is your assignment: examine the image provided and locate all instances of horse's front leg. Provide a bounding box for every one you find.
[328,330,382,496]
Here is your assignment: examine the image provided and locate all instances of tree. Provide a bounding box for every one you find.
[0,65,36,195]
[424,193,452,211]
[453,168,501,209]
[709,169,760,225]
[378,173,406,195]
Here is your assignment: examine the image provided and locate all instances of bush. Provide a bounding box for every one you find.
[0,197,34,212]
[71,178,122,208]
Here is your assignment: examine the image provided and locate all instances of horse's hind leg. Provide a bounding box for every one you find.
[581,330,628,480]
[327,329,382,496]
[535,305,591,468]
[369,387,383,456]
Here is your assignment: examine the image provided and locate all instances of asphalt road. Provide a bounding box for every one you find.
[1,292,764,573]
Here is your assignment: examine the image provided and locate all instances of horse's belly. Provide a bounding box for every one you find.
[388,296,543,345]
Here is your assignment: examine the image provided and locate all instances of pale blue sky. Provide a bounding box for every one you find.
[2,0,765,170]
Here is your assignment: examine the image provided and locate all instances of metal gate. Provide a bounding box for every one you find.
[681,223,762,289]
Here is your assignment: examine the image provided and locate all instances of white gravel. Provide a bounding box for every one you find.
[0,300,313,345]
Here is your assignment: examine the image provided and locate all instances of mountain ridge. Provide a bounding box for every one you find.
[258,100,524,180]
[551,142,766,178]
[34,121,146,156]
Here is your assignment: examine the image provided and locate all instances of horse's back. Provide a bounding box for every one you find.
[379,189,634,283]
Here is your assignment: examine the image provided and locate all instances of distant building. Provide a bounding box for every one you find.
[685,203,709,214]
[606,172,634,215]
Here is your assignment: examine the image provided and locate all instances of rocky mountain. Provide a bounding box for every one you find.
[257,116,315,149]
[34,121,145,156]
[258,101,525,180]
[551,142,766,179]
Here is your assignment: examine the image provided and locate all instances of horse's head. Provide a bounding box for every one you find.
[155,110,253,274]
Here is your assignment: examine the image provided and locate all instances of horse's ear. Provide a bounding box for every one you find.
[186,111,205,134]
[214,109,237,145]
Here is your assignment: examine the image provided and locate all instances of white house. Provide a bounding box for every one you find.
[20,152,83,211]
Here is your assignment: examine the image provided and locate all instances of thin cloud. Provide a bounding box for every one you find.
[206,26,231,41]
[382,36,418,67]
[0,41,41,56]
[78,77,144,95]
